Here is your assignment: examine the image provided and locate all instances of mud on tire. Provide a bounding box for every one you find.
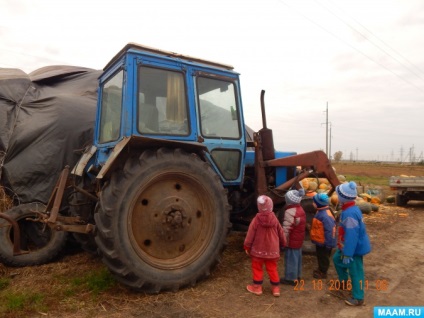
[95,148,231,293]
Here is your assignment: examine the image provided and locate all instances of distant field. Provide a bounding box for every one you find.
[332,161,424,178]
[331,161,424,193]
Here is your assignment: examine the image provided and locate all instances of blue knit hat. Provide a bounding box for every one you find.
[285,188,305,205]
[313,193,329,208]
[335,181,357,203]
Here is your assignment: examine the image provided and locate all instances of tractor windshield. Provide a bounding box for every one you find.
[137,66,189,136]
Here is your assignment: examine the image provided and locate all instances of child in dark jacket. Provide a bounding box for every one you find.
[244,195,286,297]
[310,193,336,279]
[281,188,306,286]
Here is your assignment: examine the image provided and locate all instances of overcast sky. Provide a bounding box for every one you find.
[1,0,423,162]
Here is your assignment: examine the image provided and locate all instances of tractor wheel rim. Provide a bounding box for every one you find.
[128,172,215,269]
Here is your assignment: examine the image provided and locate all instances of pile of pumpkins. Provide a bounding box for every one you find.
[301,175,380,214]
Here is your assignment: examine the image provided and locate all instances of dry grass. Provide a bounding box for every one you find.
[0,232,251,317]
[0,186,14,213]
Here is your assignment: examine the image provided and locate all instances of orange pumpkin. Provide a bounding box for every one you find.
[319,178,330,185]
[337,175,346,182]
[301,178,310,190]
[359,193,371,202]
[319,183,328,190]
[308,181,318,191]
[330,193,338,206]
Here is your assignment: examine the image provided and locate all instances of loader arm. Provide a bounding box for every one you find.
[264,150,341,193]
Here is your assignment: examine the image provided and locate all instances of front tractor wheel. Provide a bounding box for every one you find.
[95,148,231,293]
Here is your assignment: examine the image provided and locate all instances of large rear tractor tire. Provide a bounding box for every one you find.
[0,202,68,266]
[95,148,231,293]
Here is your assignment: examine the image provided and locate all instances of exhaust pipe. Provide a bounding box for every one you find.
[259,90,275,161]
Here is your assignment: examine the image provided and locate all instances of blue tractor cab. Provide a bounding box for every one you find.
[89,43,249,187]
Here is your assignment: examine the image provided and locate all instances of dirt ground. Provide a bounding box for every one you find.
[1,163,424,317]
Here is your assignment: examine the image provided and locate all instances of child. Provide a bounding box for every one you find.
[310,193,336,279]
[280,188,306,286]
[244,195,286,297]
[333,181,371,306]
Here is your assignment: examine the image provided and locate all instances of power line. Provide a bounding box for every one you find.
[276,0,424,95]
[316,0,424,84]
[328,0,424,77]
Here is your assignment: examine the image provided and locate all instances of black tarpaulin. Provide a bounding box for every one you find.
[0,66,102,203]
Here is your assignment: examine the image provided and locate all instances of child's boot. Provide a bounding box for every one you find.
[313,269,327,279]
[246,284,263,295]
[271,285,280,297]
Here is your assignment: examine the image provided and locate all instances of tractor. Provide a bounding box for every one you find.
[0,43,340,293]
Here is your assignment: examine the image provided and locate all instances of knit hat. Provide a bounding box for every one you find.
[257,195,273,213]
[335,181,357,203]
[285,188,305,205]
[313,193,329,208]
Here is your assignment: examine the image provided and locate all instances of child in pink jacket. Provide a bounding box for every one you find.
[244,195,286,297]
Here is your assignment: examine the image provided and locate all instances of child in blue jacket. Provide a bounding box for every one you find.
[333,181,371,306]
[310,193,336,279]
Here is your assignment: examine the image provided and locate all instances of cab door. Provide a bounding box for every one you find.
[193,71,245,185]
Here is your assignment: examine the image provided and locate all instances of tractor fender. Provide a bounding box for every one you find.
[96,136,208,180]
[71,145,97,177]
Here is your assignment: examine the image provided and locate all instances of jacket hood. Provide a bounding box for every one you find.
[256,211,279,228]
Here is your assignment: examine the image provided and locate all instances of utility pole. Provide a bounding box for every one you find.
[325,102,329,157]
[321,102,331,159]
[410,145,415,163]
[400,146,404,163]
[329,122,332,160]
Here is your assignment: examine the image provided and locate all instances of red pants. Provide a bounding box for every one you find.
[251,257,279,284]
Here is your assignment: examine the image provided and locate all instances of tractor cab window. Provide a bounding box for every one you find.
[137,66,189,135]
[197,77,240,139]
[99,70,123,143]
